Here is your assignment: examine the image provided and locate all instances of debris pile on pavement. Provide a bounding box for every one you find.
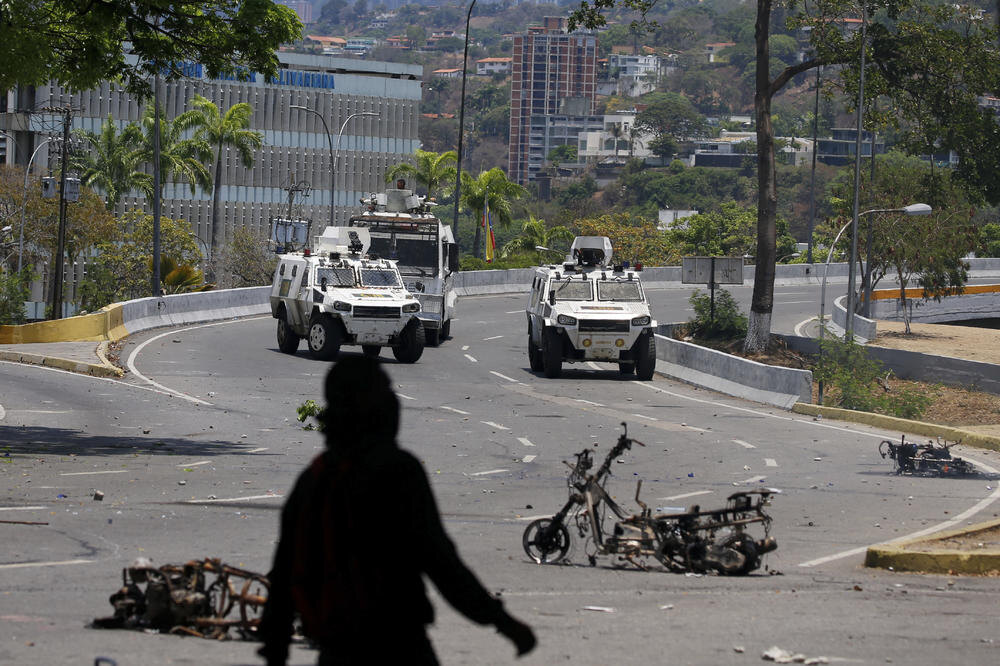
[878,435,975,477]
[91,557,268,640]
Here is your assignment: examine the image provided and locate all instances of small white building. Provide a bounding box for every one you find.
[432,68,463,79]
[658,209,699,230]
[476,57,512,76]
[577,112,656,162]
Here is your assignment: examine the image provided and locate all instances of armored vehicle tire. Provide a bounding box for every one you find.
[393,320,425,364]
[542,328,562,378]
[635,333,656,381]
[308,314,342,361]
[276,315,300,354]
[440,319,451,340]
[618,361,635,375]
[426,326,440,347]
[527,326,544,372]
[362,345,381,358]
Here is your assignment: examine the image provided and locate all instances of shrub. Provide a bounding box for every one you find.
[0,267,32,325]
[687,288,747,339]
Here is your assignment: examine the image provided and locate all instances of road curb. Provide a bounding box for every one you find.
[791,403,1000,452]
[865,518,1000,574]
[0,349,123,378]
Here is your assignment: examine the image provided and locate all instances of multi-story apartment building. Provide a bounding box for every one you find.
[508,17,597,184]
[1,52,421,313]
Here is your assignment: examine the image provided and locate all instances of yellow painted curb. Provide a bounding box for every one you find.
[0,303,124,343]
[865,518,1000,575]
[0,350,123,378]
[791,403,1000,452]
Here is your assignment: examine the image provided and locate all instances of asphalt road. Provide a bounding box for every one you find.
[2,292,1000,665]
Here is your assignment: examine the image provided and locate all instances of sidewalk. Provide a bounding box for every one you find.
[0,341,122,377]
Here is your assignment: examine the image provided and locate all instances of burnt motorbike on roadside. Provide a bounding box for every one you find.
[522,423,777,575]
[878,435,975,477]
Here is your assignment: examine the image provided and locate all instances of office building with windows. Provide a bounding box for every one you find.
[508,17,597,184]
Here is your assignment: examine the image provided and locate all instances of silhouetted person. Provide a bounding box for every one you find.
[258,357,535,665]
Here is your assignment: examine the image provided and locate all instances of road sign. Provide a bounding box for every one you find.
[682,256,743,285]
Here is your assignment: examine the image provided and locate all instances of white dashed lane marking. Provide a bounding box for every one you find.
[733,439,756,449]
[398,393,416,401]
[517,437,535,447]
[765,458,778,467]
[470,469,509,476]
[185,494,283,504]
[484,335,504,341]
[177,461,211,468]
[632,413,658,421]
[489,371,518,383]
[441,406,470,415]
[575,399,605,407]
[741,475,767,485]
[657,490,712,501]
[59,470,128,477]
[0,506,47,512]
[522,455,537,463]
[464,354,478,363]
[481,421,509,431]
[0,559,93,570]
[245,447,269,453]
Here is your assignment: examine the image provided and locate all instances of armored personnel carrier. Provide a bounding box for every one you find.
[269,226,425,362]
[525,236,657,379]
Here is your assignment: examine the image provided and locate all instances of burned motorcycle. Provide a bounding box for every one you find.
[522,423,777,575]
[878,435,974,476]
[92,557,268,639]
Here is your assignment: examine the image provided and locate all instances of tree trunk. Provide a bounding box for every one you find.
[744,0,777,354]
[208,145,223,284]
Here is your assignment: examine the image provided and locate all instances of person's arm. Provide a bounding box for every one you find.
[407,456,536,655]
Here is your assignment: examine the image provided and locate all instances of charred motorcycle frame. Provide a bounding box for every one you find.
[879,435,974,477]
[522,423,777,575]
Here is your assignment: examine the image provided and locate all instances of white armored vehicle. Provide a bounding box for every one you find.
[348,186,458,346]
[269,226,425,363]
[525,236,657,380]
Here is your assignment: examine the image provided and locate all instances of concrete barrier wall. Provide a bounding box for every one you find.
[781,334,1000,395]
[118,287,270,338]
[832,294,878,341]
[871,285,1000,324]
[653,333,813,409]
[0,304,122,343]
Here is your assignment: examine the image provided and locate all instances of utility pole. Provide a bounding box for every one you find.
[45,105,72,320]
[152,71,162,297]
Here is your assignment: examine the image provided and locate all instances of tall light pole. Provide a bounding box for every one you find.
[15,138,52,274]
[334,111,378,226]
[845,7,867,339]
[452,0,477,248]
[290,105,335,229]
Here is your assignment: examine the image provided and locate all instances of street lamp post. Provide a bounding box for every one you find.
[452,0,477,247]
[289,105,335,229]
[334,111,379,226]
[845,8,868,339]
[16,138,54,274]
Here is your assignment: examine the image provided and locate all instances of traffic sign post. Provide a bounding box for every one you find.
[682,256,743,325]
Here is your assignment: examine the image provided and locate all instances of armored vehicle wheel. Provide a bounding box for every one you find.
[276,315,299,354]
[618,361,635,375]
[440,319,451,340]
[542,328,562,378]
[522,518,570,564]
[393,320,425,363]
[426,326,441,347]
[362,345,381,358]
[527,325,544,372]
[719,535,759,576]
[635,332,656,381]
[308,315,342,361]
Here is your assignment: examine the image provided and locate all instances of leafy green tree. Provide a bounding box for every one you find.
[385,149,457,198]
[186,95,263,281]
[634,92,707,145]
[0,268,33,325]
[976,223,1000,258]
[668,202,795,260]
[70,115,147,211]
[576,212,679,266]
[0,1,301,98]
[547,144,578,164]
[155,256,213,294]
[221,227,279,288]
[460,168,528,259]
[499,216,575,262]
[80,212,201,309]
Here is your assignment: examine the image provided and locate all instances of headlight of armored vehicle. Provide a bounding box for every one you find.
[631,315,651,326]
[557,314,577,326]
[333,301,352,312]
[402,302,421,313]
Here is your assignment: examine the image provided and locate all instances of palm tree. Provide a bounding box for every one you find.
[385,149,457,199]
[460,168,527,259]
[70,114,147,211]
[609,122,624,162]
[186,95,263,280]
[138,103,213,198]
[499,215,575,262]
